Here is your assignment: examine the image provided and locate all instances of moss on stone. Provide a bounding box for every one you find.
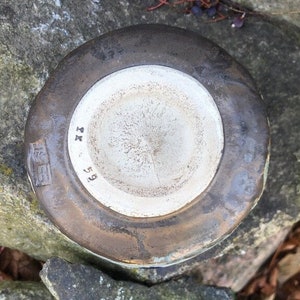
[0,163,13,176]
[0,281,54,300]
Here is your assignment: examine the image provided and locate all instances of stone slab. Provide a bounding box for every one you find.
[235,0,300,27]
[0,281,54,300]
[40,257,234,300]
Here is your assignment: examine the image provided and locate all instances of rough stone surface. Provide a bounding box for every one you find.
[235,0,300,27]
[0,0,299,291]
[40,257,234,300]
[191,227,291,291]
[0,281,54,300]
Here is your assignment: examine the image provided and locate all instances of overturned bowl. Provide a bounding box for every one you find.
[25,24,269,267]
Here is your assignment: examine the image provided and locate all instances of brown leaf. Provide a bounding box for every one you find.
[277,272,300,300]
[278,242,298,253]
[269,267,279,287]
[269,242,297,271]
[240,274,267,296]
[288,290,300,300]
[0,248,42,281]
[277,249,300,285]
[0,270,13,281]
[261,283,276,296]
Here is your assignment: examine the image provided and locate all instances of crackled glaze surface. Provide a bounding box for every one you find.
[68,65,223,217]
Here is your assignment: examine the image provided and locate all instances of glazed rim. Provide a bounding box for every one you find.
[68,65,224,217]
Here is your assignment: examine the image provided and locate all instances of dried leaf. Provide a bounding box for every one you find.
[261,283,276,296]
[0,270,13,281]
[276,271,300,300]
[238,221,300,299]
[0,248,42,281]
[288,291,300,300]
[269,267,279,287]
[278,242,298,253]
[278,248,300,285]
[240,274,267,296]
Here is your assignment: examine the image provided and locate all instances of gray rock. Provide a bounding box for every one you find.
[0,0,299,289]
[0,281,54,300]
[235,0,300,27]
[40,257,234,300]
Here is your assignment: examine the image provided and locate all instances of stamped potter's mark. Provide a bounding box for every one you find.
[75,126,84,142]
[29,139,52,187]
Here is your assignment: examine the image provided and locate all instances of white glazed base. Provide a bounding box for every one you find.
[68,65,224,217]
